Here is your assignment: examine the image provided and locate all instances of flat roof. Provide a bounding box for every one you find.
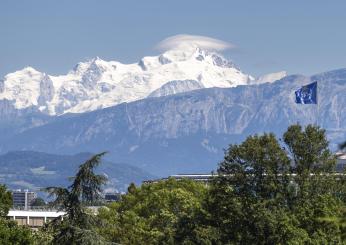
[8,210,65,217]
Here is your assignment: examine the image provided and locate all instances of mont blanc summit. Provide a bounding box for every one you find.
[0,47,255,116]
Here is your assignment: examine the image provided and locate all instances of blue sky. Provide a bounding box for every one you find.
[1,0,345,77]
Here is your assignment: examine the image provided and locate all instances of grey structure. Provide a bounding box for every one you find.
[12,189,37,210]
[143,174,215,184]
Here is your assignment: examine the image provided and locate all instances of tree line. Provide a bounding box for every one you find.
[0,124,345,244]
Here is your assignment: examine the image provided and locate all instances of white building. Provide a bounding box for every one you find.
[7,209,65,228]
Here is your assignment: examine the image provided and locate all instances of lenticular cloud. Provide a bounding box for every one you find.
[156,34,235,51]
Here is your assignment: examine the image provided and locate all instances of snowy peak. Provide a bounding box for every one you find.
[160,46,199,62]
[0,48,252,115]
[11,66,41,75]
[72,57,114,75]
[161,47,237,69]
[0,67,45,110]
[4,67,43,84]
[256,71,287,84]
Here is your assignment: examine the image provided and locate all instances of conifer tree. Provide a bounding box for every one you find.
[45,152,108,245]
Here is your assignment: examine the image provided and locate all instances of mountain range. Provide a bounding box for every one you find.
[0,47,262,116]
[0,47,345,180]
[0,151,154,193]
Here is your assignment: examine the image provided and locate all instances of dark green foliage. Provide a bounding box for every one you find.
[0,185,34,244]
[93,124,346,244]
[0,219,34,245]
[44,152,109,245]
[218,133,291,202]
[282,125,344,243]
[205,133,308,244]
[31,197,46,207]
[204,124,344,244]
[283,124,335,173]
[0,185,12,217]
[283,124,336,199]
[98,178,207,245]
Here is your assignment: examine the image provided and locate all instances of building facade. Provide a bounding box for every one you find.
[12,189,37,210]
[7,210,65,228]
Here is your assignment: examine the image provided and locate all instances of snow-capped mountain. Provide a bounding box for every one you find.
[0,47,254,115]
[2,69,346,175]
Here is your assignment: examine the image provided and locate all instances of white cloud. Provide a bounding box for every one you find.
[155,34,235,52]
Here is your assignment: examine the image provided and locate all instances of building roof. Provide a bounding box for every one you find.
[8,209,65,217]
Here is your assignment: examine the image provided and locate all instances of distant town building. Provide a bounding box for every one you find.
[143,174,216,184]
[143,157,346,185]
[104,192,121,202]
[336,152,346,172]
[12,189,37,210]
[7,209,65,228]
[7,206,101,228]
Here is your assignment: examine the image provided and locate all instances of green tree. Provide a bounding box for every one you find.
[0,184,35,244]
[98,178,207,245]
[0,219,34,245]
[283,124,337,199]
[283,125,344,243]
[206,133,308,244]
[92,124,345,244]
[0,185,12,217]
[44,152,108,245]
[218,133,291,202]
[206,124,344,244]
[31,197,46,207]
[283,124,335,173]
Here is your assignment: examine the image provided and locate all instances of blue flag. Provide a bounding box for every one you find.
[295,81,317,104]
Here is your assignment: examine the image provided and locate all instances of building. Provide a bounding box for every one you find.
[104,192,121,202]
[336,152,346,172]
[143,174,215,184]
[12,189,37,210]
[7,209,65,228]
[143,162,346,185]
[7,206,100,228]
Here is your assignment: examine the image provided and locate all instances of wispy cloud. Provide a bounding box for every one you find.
[155,34,235,51]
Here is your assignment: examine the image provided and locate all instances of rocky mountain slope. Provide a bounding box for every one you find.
[2,69,345,176]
